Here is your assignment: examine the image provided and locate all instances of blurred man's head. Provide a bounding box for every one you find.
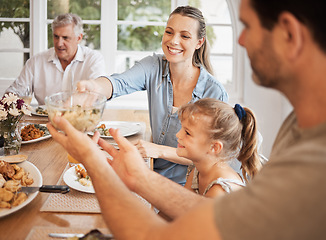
[249,0,326,54]
[51,13,83,67]
[238,0,326,94]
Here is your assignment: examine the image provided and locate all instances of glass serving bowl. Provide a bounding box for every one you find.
[45,91,107,132]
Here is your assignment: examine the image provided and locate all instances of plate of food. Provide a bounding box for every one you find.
[63,164,94,194]
[89,121,142,139]
[31,105,48,117]
[0,161,42,218]
[20,123,51,144]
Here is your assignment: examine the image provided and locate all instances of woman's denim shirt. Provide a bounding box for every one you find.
[109,53,228,185]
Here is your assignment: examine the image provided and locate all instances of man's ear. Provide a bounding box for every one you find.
[210,140,223,155]
[277,12,304,60]
[77,33,83,44]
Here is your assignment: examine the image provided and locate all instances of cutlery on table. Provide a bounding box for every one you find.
[48,232,114,239]
[20,185,70,194]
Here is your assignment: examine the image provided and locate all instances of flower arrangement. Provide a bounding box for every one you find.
[0,93,32,122]
[0,93,32,155]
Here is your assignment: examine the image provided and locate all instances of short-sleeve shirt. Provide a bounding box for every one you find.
[214,111,326,240]
[109,53,228,184]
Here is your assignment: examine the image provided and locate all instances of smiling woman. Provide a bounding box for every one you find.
[76,5,229,186]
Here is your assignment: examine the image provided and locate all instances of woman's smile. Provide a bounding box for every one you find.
[167,46,183,55]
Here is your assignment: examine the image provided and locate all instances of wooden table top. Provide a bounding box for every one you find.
[0,109,151,239]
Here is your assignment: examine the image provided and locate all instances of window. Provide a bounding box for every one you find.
[47,0,101,49]
[0,0,30,88]
[0,0,242,107]
[189,0,242,101]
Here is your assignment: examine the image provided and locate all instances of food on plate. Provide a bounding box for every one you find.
[0,188,14,202]
[75,165,92,187]
[4,180,21,192]
[0,161,15,179]
[11,192,28,206]
[0,160,34,210]
[21,124,44,141]
[0,201,11,209]
[35,106,48,115]
[94,123,111,136]
[20,124,49,141]
[0,174,5,188]
[75,164,87,178]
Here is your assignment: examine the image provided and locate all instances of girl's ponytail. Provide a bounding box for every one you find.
[237,107,262,182]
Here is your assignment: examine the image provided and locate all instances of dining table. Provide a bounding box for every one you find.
[0,108,152,240]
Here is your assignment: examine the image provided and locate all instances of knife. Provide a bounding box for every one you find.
[20,185,70,194]
[48,232,114,239]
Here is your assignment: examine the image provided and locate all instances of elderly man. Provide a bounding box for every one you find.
[6,13,106,105]
[48,0,326,239]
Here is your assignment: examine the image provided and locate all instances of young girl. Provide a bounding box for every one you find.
[177,98,262,197]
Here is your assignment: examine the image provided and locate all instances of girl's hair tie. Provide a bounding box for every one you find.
[234,104,246,121]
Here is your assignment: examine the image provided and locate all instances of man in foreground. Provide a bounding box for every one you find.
[48,0,326,239]
[6,13,106,105]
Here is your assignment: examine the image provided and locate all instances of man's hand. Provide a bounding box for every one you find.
[47,116,106,165]
[99,128,151,192]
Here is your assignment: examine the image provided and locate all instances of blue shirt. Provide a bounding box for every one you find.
[109,53,228,185]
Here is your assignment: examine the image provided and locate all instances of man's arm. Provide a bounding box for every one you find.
[48,117,222,240]
[99,132,204,219]
[134,164,204,218]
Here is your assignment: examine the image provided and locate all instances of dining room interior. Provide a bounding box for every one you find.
[0,0,292,239]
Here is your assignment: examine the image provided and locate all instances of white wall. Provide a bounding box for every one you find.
[231,0,292,158]
[242,56,292,158]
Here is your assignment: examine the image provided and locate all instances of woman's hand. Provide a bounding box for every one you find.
[135,140,162,158]
[77,77,113,99]
[77,79,98,92]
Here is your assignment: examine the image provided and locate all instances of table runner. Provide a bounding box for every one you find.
[41,160,151,213]
[40,164,101,213]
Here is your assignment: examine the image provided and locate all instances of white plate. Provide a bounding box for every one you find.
[21,124,52,144]
[31,105,48,117]
[0,161,42,218]
[63,164,94,194]
[89,121,142,139]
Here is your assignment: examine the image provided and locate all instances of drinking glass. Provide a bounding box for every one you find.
[67,153,80,167]
[20,86,32,105]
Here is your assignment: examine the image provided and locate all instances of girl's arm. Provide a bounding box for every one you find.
[135,140,193,165]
